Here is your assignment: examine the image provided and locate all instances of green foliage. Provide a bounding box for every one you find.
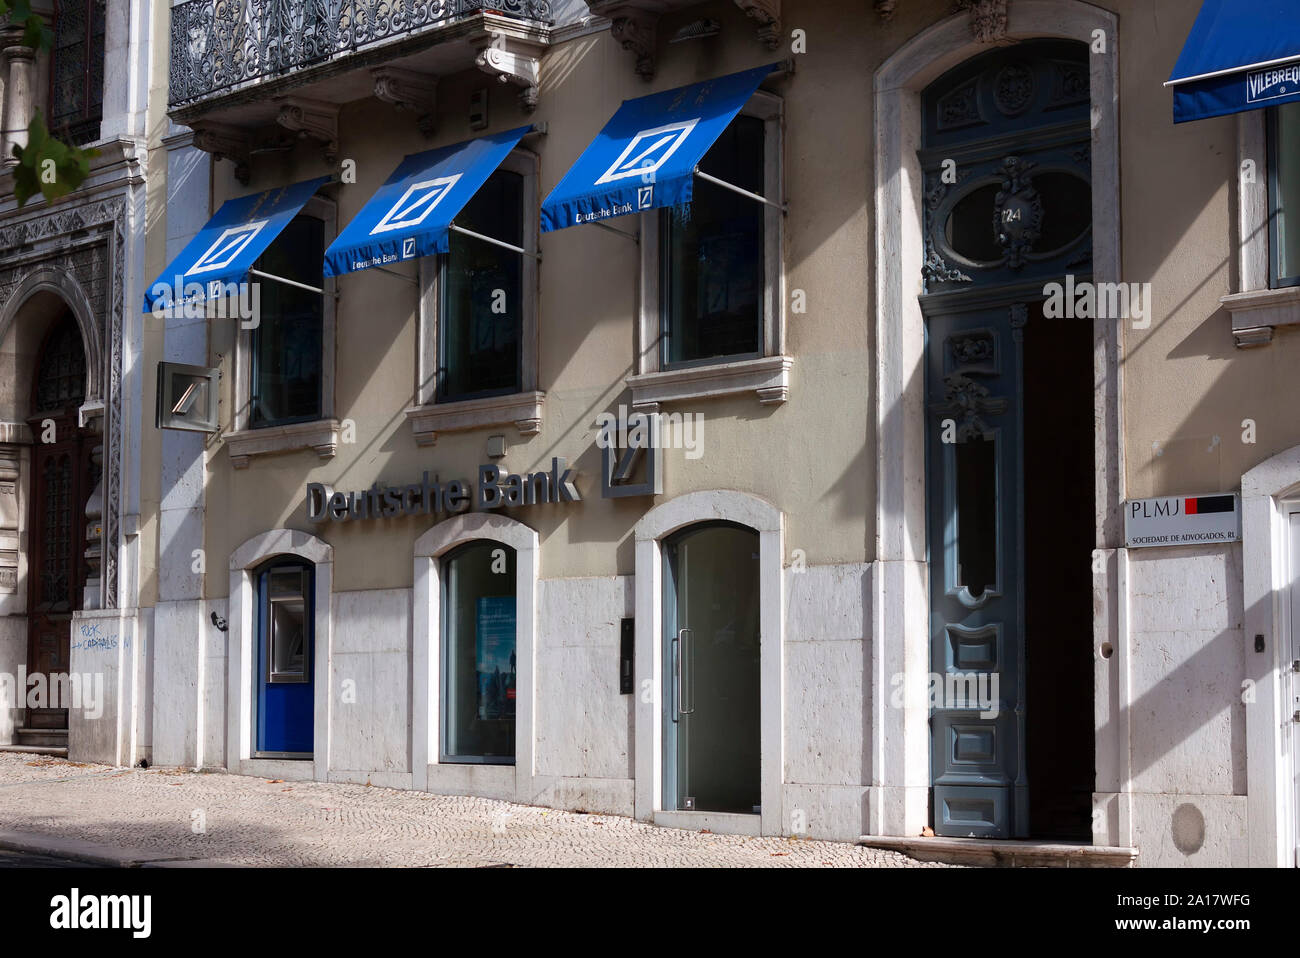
[12,112,97,205]
[0,0,96,206]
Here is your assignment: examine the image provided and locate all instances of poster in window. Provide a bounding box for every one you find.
[475,595,517,721]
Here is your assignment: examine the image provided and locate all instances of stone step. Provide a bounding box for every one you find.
[15,727,69,749]
[0,744,69,757]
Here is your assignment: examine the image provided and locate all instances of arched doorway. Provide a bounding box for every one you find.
[921,39,1096,839]
[661,521,761,815]
[24,311,93,733]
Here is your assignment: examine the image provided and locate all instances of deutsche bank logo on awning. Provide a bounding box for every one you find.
[187,221,269,275]
[595,119,700,185]
[370,174,463,234]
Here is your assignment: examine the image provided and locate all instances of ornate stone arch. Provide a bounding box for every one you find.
[0,196,127,610]
[0,267,104,408]
[871,0,1121,841]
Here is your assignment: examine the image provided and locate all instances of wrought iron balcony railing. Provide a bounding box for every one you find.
[169,0,553,108]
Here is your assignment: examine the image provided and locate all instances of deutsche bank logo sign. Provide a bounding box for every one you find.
[187,221,269,275]
[371,174,463,234]
[595,119,700,185]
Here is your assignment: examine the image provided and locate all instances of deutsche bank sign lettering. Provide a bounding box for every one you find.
[187,221,268,275]
[594,119,699,185]
[370,174,463,234]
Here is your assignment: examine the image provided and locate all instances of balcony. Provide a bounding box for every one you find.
[169,0,553,178]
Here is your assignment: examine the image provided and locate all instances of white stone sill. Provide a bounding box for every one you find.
[627,355,793,409]
[405,390,544,446]
[226,418,340,469]
[1222,285,1300,348]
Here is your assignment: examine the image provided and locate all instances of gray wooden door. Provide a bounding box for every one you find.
[925,303,1027,837]
[919,39,1094,838]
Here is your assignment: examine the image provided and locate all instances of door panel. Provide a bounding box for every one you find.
[662,523,760,814]
[26,418,90,729]
[926,305,1026,837]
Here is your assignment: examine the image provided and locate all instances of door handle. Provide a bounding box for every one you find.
[678,628,694,715]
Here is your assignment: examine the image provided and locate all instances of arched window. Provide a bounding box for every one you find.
[32,312,86,416]
[49,0,107,145]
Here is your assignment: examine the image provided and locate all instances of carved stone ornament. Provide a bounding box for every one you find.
[608,9,657,81]
[191,121,251,185]
[994,61,1034,116]
[274,96,341,164]
[993,156,1042,269]
[934,373,1008,441]
[372,67,439,137]
[475,34,542,111]
[952,332,995,366]
[734,0,781,50]
[956,0,1009,44]
[924,243,973,285]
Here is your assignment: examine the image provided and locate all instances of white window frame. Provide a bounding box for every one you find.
[226,528,333,783]
[629,90,791,409]
[227,194,340,467]
[406,148,544,446]
[1223,109,1300,347]
[412,513,539,802]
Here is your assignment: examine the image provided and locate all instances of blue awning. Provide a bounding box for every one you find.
[324,126,532,277]
[143,176,331,314]
[541,63,779,232]
[1168,0,1300,123]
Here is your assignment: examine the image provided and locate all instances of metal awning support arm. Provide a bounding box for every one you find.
[693,168,787,213]
[248,268,324,295]
[449,222,542,261]
[592,220,640,244]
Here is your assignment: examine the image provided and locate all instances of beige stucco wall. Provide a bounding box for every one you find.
[182,0,1300,598]
[1118,0,1299,500]
[199,0,884,594]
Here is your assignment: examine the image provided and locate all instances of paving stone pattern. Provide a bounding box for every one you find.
[0,753,952,868]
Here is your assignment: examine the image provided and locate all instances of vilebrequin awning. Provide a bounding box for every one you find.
[1167,0,1300,123]
[541,62,781,233]
[324,125,533,277]
[143,175,332,313]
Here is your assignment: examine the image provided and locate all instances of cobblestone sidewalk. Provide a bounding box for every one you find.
[0,752,948,867]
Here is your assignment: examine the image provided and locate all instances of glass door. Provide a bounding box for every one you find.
[662,523,760,814]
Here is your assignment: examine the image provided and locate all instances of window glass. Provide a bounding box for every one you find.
[439,170,524,400]
[662,114,765,365]
[442,542,517,762]
[268,568,308,681]
[50,0,107,145]
[250,215,324,427]
[955,435,998,598]
[1272,102,1300,286]
[261,564,310,684]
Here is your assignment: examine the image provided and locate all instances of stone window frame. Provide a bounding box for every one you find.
[412,512,539,802]
[226,528,333,782]
[628,90,791,410]
[226,194,340,468]
[405,148,544,446]
[632,489,785,837]
[1222,110,1300,347]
